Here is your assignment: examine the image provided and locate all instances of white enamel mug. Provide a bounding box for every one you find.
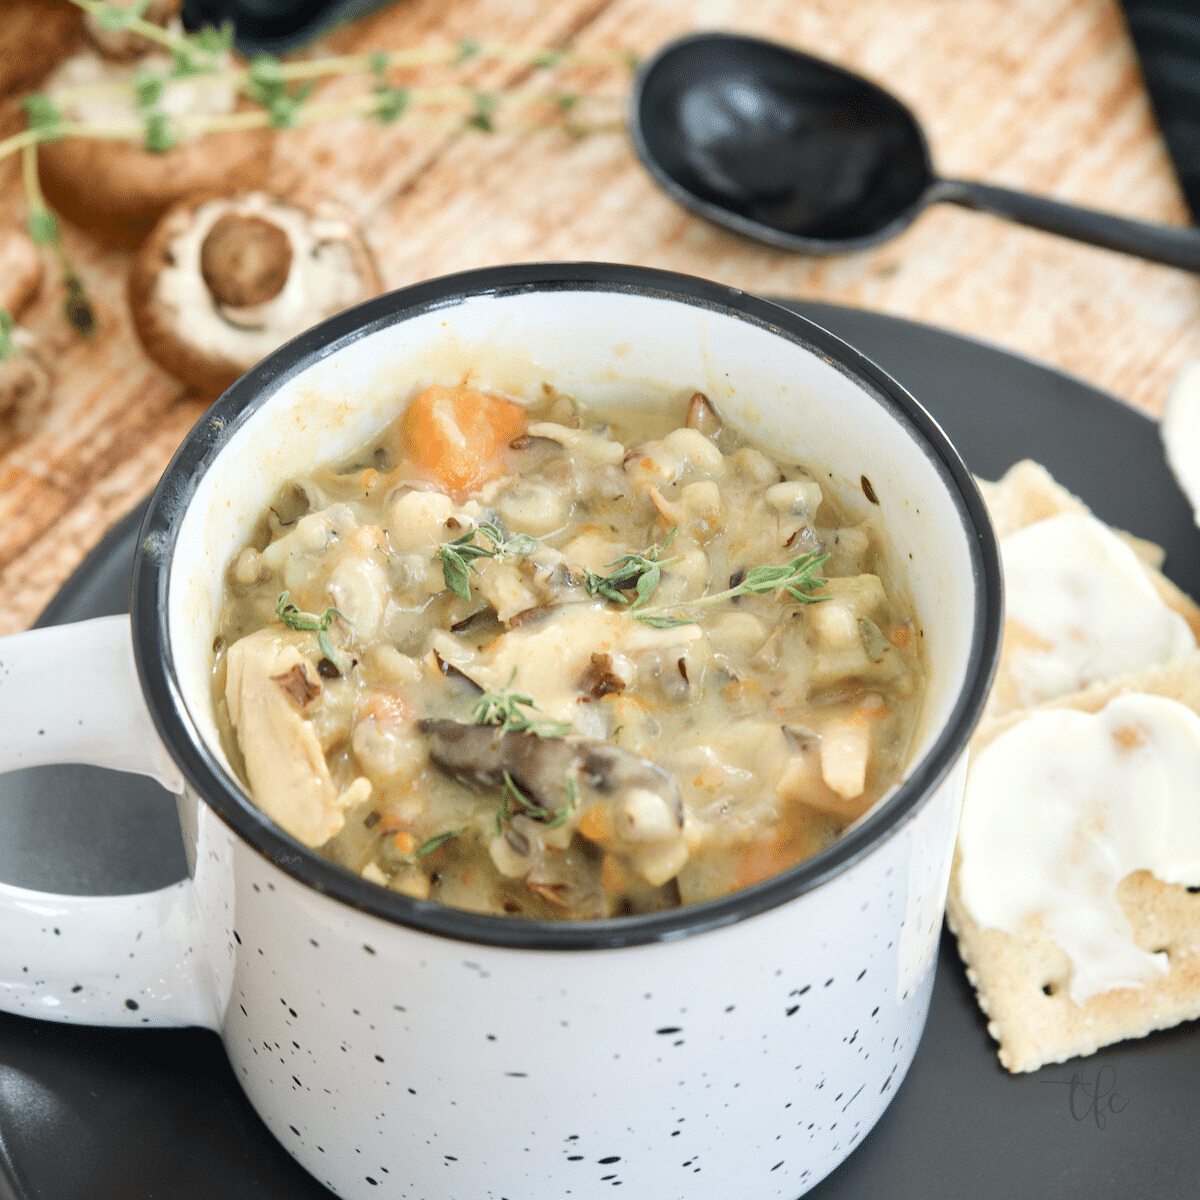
[0,265,1001,1199]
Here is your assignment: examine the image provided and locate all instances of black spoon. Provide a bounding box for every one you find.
[629,31,1200,271]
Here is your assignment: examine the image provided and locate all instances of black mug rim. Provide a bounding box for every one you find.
[130,261,1002,951]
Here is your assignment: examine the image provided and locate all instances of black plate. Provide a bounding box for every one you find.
[2,300,1196,1200]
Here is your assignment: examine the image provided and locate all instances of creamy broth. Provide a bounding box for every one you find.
[213,384,924,919]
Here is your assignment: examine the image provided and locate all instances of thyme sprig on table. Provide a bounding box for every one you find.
[4,0,635,340]
[470,667,571,738]
[275,591,351,667]
[584,527,680,608]
[437,520,538,600]
[632,551,831,629]
[3,2,632,163]
[18,141,96,337]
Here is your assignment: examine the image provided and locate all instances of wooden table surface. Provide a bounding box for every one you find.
[1,0,1196,635]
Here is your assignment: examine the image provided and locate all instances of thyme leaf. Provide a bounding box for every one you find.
[22,94,62,136]
[26,209,58,246]
[466,90,498,132]
[495,771,576,836]
[416,828,463,857]
[275,591,351,667]
[94,1,149,32]
[481,520,539,556]
[193,22,234,56]
[170,47,211,78]
[436,521,538,601]
[143,111,177,152]
[374,84,409,124]
[584,527,679,607]
[633,551,830,628]
[246,55,315,128]
[471,667,571,738]
[0,310,16,362]
[135,68,164,108]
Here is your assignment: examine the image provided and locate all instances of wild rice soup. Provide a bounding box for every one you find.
[213,383,925,919]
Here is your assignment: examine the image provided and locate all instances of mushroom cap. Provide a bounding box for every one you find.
[0,0,84,98]
[39,102,273,248]
[38,44,272,248]
[128,191,384,398]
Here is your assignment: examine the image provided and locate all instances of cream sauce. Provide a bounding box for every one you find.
[214,389,926,919]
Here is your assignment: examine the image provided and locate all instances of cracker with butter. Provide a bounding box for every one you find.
[976,460,1200,722]
[946,655,1200,1072]
[947,461,1200,1072]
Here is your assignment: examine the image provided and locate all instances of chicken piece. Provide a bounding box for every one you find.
[225,627,369,847]
[819,716,869,802]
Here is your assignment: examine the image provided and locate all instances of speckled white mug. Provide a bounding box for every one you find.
[0,265,1001,1199]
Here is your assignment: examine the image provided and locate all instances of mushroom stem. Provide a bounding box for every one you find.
[201,213,293,309]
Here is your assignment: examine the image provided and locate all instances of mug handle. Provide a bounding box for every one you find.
[0,614,218,1030]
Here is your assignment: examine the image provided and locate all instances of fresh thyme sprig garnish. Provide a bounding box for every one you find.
[495,771,577,836]
[437,520,539,600]
[632,551,831,629]
[275,591,351,667]
[584,527,680,609]
[470,667,571,738]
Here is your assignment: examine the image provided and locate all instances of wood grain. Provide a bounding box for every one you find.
[0,0,1196,633]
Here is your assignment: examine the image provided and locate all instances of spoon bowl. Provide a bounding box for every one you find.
[630,32,1200,270]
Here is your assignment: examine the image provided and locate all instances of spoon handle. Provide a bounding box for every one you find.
[934,178,1200,272]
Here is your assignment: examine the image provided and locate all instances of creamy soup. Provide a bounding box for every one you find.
[212,383,925,919]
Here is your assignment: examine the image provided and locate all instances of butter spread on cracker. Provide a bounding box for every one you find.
[958,694,1200,1004]
[1002,513,1195,707]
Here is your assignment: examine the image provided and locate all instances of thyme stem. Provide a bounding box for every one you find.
[633,552,831,628]
[73,0,193,56]
[21,143,96,337]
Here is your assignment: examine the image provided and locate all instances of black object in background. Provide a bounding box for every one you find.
[181,0,396,54]
[1122,2,1200,223]
[630,31,1200,268]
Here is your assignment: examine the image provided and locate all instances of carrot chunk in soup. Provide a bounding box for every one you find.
[400,384,526,494]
